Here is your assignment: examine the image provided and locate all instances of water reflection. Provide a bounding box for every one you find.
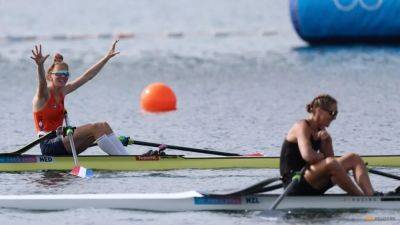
[28,171,75,189]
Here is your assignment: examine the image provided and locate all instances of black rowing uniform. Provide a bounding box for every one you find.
[280,120,333,195]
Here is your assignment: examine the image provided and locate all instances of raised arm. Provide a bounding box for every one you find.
[295,121,325,164]
[31,45,50,111]
[64,40,120,95]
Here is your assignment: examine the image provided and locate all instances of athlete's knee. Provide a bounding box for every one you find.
[344,152,363,164]
[93,122,105,130]
[325,157,341,173]
[325,156,336,165]
[87,123,104,137]
[94,122,113,134]
[101,121,112,130]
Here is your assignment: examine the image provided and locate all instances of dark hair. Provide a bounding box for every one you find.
[47,53,68,75]
[306,94,337,113]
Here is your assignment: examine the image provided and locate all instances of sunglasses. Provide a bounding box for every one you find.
[50,70,70,78]
[322,108,338,120]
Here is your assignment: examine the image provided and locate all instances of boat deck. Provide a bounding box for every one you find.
[0,154,399,171]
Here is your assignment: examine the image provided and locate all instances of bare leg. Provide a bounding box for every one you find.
[62,122,114,154]
[304,157,364,196]
[337,153,374,196]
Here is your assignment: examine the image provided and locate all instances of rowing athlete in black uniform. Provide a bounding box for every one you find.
[280,94,374,196]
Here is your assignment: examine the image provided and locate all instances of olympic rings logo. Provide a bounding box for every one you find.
[333,0,383,11]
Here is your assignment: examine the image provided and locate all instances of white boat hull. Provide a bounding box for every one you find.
[0,191,399,211]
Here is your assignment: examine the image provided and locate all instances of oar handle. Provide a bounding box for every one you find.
[269,166,307,210]
[64,112,79,166]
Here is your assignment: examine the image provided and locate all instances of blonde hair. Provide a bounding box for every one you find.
[306,94,337,113]
[47,53,69,75]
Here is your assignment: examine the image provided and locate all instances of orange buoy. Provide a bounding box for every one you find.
[140,83,177,112]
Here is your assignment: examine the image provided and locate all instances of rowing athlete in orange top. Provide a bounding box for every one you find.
[31,41,128,156]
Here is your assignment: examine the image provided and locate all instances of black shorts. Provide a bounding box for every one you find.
[40,133,70,156]
[285,177,334,196]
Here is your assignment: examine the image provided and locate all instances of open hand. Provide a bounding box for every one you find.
[30,45,49,65]
[105,40,120,59]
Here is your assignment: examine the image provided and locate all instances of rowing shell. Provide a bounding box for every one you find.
[0,191,399,211]
[0,154,399,172]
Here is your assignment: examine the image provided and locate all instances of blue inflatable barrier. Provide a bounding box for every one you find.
[290,0,400,44]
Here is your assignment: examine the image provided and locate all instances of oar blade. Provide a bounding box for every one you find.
[71,166,93,178]
[244,152,265,157]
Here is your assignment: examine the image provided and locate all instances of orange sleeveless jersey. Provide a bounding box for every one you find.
[33,91,65,133]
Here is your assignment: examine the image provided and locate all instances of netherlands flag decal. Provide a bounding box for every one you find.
[71,166,94,178]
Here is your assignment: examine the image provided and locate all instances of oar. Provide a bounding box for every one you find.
[129,139,243,156]
[89,136,244,156]
[99,136,264,157]
[261,166,307,217]
[368,167,400,181]
[0,131,57,155]
[64,112,93,178]
[207,177,283,197]
[225,177,282,196]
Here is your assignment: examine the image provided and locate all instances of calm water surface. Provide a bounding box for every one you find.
[0,0,399,224]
